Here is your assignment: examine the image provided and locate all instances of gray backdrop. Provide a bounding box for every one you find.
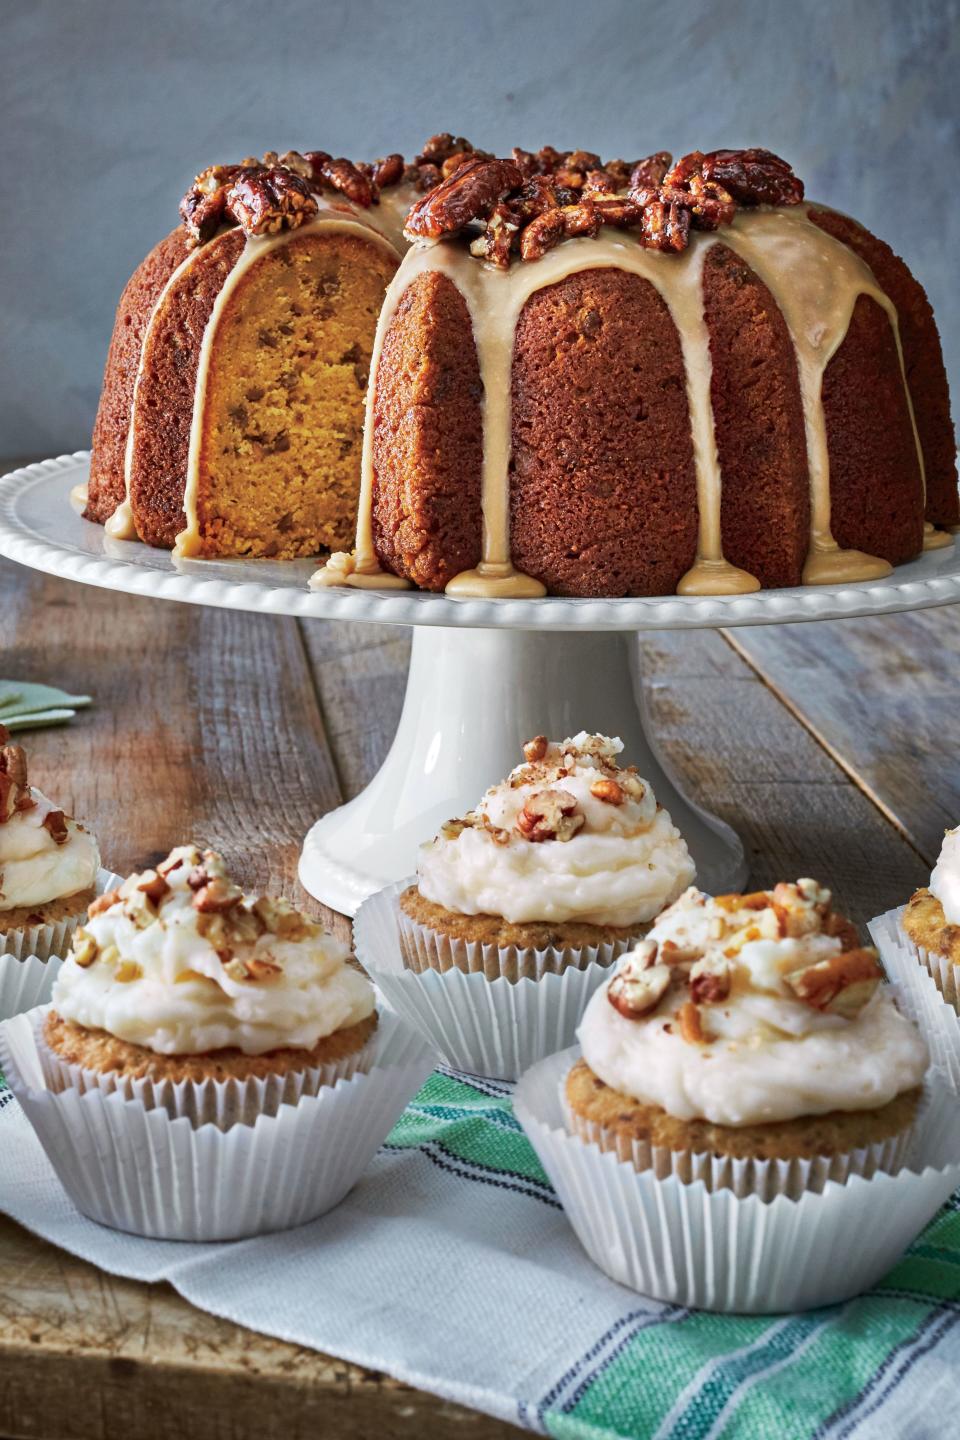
[3,0,958,458]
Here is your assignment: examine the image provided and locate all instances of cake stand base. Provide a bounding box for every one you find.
[299,626,747,916]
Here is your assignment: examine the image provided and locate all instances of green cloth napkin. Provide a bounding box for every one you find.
[0,682,92,732]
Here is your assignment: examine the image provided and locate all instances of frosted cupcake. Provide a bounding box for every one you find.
[902,826,960,1005]
[0,725,100,960]
[40,845,377,1125]
[566,880,928,1195]
[398,732,695,980]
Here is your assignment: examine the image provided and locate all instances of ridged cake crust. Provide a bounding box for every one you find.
[702,243,810,589]
[371,270,483,589]
[821,293,925,564]
[129,229,245,547]
[809,208,959,528]
[88,228,191,524]
[509,268,698,597]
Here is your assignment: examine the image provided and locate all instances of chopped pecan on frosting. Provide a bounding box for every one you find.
[0,724,36,823]
[68,845,317,973]
[403,145,804,267]
[605,879,880,1038]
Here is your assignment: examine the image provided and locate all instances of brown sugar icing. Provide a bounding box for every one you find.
[320,203,932,598]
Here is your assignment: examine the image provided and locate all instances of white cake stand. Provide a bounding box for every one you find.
[3,453,959,915]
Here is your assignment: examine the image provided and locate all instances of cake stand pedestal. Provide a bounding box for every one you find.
[299,626,746,914]
[2,454,959,917]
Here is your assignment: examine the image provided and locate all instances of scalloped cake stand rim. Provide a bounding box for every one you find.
[1,453,957,632]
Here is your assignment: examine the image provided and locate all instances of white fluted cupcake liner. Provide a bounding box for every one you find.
[0,952,63,1024]
[395,888,640,982]
[355,880,625,1081]
[0,867,123,962]
[0,1006,437,1241]
[870,906,960,1091]
[514,1047,960,1313]
[34,1007,382,1129]
[563,1095,913,1202]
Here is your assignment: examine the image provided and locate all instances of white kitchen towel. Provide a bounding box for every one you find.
[2,1064,960,1438]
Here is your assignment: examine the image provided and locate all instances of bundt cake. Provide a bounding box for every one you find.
[85,149,415,558]
[312,145,957,598]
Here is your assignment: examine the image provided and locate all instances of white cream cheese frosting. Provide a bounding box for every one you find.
[0,788,100,912]
[416,733,695,927]
[930,826,960,926]
[578,882,928,1126]
[52,846,374,1056]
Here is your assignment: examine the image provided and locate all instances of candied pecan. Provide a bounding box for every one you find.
[630,152,672,189]
[406,157,524,238]
[701,148,803,205]
[417,133,473,164]
[276,150,314,180]
[587,194,644,228]
[536,145,567,174]
[372,153,405,188]
[312,156,374,207]
[226,166,318,236]
[566,149,603,173]
[0,739,33,823]
[515,788,584,842]
[42,809,69,845]
[523,735,549,763]
[513,175,563,221]
[470,202,521,266]
[640,199,691,252]
[561,202,601,239]
[662,151,706,189]
[664,175,736,230]
[584,169,617,193]
[520,209,566,261]
[404,161,442,192]
[180,186,231,246]
[511,147,539,178]
[553,166,586,191]
[590,778,625,805]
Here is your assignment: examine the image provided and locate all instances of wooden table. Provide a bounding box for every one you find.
[1,456,958,1439]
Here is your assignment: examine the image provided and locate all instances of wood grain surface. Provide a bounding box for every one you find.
[0,449,957,1437]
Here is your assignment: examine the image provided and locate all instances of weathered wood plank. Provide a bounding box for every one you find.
[300,619,411,801]
[0,1218,522,1440]
[634,629,928,925]
[726,608,960,865]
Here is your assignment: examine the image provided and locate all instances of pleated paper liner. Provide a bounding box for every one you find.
[355,880,634,1081]
[0,867,123,962]
[514,1046,960,1314]
[870,906,960,1090]
[0,1006,437,1242]
[35,1008,382,1129]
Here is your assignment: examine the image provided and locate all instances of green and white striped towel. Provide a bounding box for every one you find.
[1,1063,958,1438]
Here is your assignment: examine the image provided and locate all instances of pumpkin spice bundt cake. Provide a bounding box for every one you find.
[85,140,956,591]
[312,145,957,598]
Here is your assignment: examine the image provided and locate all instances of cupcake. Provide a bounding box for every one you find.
[566,880,928,1195]
[0,724,101,961]
[354,733,694,1080]
[399,732,695,979]
[40,844,377,1125]
[902,826,960,1003]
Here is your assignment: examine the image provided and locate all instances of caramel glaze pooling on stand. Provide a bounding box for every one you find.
[325,201,933,598]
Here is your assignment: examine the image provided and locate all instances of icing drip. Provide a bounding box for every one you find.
[70,482,89,512]
[923,522,954,552]
[720,208,903,585]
